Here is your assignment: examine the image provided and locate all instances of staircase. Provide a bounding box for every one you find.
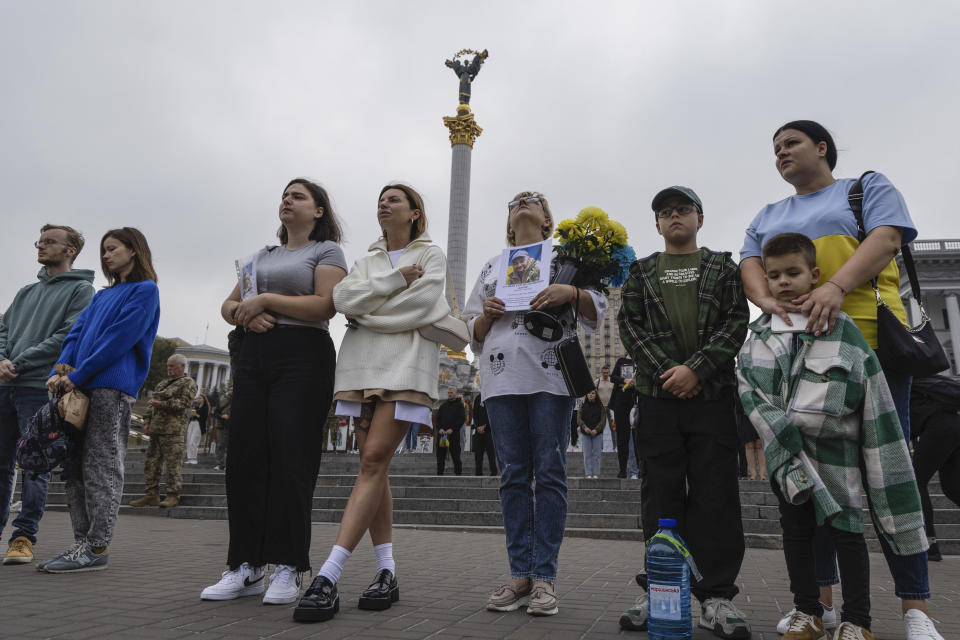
[26,450,958,554]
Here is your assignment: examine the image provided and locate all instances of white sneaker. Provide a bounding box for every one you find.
[629,473,638,480]
[778,605,837,633]
[903,609,944,640]
[263,564,301,604]
[201,563,265,600]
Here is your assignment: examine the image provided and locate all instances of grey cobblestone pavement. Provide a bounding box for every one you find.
[0,511,956,639]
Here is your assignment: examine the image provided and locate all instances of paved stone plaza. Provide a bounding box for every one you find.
[0,511,956,639]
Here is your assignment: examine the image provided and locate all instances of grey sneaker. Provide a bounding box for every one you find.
[619,590,649,631]
[526,581,558,616]
[36,541,84,572]
[40,543,108,573]
[699,597,751,639]
[486,581,532,612]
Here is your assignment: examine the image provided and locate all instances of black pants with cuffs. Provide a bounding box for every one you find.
[772,481,871,629]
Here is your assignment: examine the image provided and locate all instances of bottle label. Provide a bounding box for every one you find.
[649,583,682,621]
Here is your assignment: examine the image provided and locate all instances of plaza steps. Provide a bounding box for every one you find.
[24,451,960,555]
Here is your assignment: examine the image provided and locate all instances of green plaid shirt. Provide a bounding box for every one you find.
[617,248,748,400]
[737,313,927,555]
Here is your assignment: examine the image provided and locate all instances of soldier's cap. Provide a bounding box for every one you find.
[651,186,703,215]
[511,249,530,262]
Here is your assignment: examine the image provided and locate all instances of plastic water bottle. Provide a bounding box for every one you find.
[647,518,700,640]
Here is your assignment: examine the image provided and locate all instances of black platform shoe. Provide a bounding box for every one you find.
[293,575,339,622]
[357,569,399,610]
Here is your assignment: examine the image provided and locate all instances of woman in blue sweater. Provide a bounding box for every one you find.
[39,227,161,573]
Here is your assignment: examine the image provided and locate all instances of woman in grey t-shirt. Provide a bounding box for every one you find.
[202,178,347,605]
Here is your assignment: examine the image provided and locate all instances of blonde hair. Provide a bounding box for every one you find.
[506,191,553,246]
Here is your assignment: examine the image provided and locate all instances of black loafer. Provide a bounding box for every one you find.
[357,569,399,610]
[293,575,339,622]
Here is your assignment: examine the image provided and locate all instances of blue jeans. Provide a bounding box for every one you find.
[0,386,51,544]
[581,432,603,476]
[405,423,419,451]
[485,392,574,583]
[628,432,639,477]
[814,367,929,600]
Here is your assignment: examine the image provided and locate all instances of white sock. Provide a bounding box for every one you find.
[318,545,351,584]
[374,542,395,575]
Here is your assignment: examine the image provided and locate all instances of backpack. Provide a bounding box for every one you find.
[16,397,70,473]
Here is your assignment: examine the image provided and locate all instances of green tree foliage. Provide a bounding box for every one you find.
[142,337,178,396]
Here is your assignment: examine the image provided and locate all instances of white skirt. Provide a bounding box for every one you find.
[335,400,432,426]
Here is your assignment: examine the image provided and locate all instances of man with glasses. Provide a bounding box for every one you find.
[616,187,751,639]
[0,225,94,565]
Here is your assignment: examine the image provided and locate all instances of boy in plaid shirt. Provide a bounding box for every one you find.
[737,233,927,640]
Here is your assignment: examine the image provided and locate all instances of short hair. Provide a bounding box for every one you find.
[41,224,84,263]
[100,227,158,286]
[447,385,457,392]
[278,178,343,245]
[168,354,187,367]
[380,183,427,243]
[773,120,837,171]
[762,232,817,270]
[506,191,554,246]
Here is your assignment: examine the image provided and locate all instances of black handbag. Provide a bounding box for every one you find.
[849,172,950,376]
[554,288,596,397]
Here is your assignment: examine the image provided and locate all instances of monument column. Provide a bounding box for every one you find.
[442,48,487,308]
[945,293,960,373]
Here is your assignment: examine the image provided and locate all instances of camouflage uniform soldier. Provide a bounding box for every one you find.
[130,354,197,508]
[213,383,231,471]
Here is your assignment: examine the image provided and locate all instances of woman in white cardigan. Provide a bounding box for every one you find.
[295,184,451,623]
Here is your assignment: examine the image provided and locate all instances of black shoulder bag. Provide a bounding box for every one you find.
[849,171,949,376]
[554,288,597,397]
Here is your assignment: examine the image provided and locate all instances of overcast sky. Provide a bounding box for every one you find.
[2,1,958,351]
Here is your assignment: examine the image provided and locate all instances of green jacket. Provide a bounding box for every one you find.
[0,268,95,388]
[737,313,927,555]
[617,248,748,400]
[143,374,198,436]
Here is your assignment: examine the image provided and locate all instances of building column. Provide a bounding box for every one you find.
[196,362,206,391]
[909,298,922,327]
[945,294,960,374]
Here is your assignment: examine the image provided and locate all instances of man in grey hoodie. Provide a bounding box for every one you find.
[0,224,94,565]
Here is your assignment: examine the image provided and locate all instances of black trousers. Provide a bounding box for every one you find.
[473,429,498,475]
[772,482,871,629]
[226,328,333,571]
[614,407,640,475]
[436,431,462,475]
[913,410,960,539]
[636,391,744,601]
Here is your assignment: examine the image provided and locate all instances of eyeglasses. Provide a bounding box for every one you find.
[34,239,65,248]
[508,196,542,209]
[655,204,698,219]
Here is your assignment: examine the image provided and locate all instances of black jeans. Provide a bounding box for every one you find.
[226,327,334,571]
[473,429,498,475]
[637,390,744,601]
[913,410,960,540]
[436,431,462,475]
[772,482,871,629]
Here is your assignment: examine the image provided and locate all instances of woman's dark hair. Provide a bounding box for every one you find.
[774,120,837,170]
[100,227,158,286]
[278,178,343,245]
[380,183,427,243]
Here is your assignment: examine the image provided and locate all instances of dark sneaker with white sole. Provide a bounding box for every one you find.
[40,543,108,573]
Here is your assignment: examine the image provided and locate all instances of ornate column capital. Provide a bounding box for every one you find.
[442,111,483,148]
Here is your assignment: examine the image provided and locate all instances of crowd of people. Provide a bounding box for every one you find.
[0,119,952,640]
